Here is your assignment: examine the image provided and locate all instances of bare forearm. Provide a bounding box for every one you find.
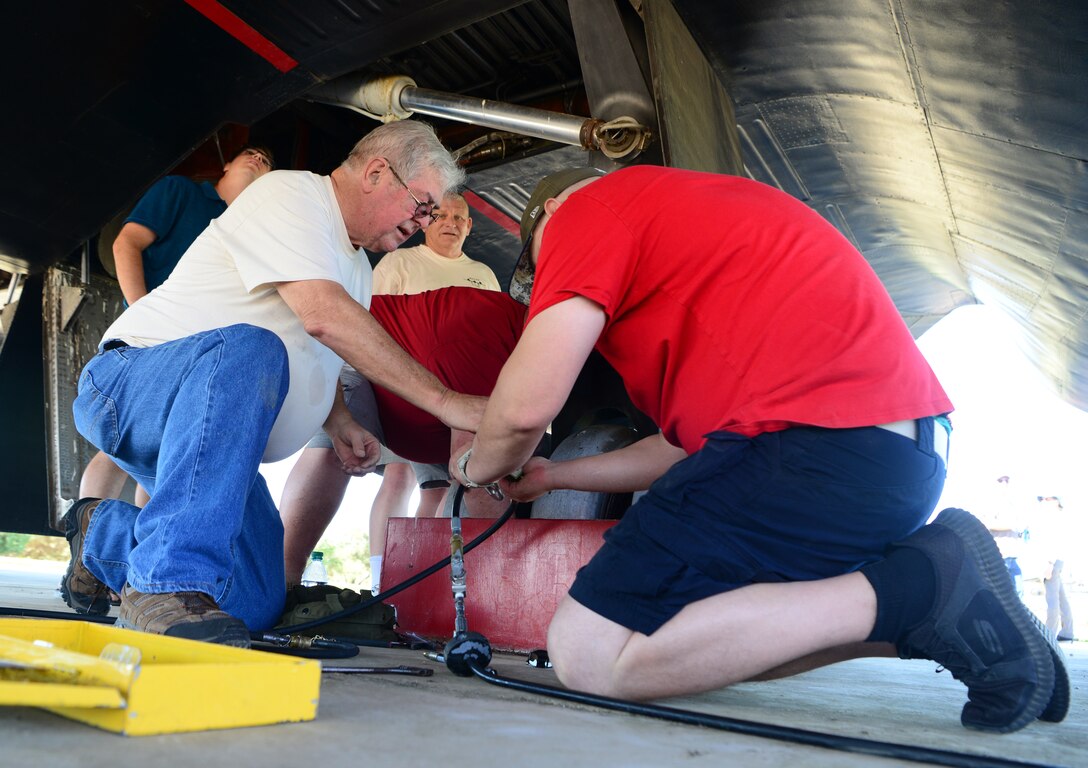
[113,222,156,305]
[461,343,572,483]
[557,433,685,492]
[280,280,456,422]
[322,386,352,431]
[540,434,687,494]
[113,243,148,304]
[463,421,544,485]
[326,309,446,409]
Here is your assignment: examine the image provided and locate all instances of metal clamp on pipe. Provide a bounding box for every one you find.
[309,74,417,123]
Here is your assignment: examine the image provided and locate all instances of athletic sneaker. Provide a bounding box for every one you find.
[117,586,251,648]
[893,508,1055,733]
[1029,613,1070,723]
[59,497,112,615]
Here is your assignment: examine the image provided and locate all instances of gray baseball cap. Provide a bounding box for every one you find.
[509,167,605,305]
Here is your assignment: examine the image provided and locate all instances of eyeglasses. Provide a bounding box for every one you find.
[432,212,469,225]
[384,159,438,224]
[239,148,273,170]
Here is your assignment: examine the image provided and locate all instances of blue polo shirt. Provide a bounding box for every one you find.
[123,176,226,292]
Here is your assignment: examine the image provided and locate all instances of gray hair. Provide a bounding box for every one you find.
[440,192,468,209]
[342,120,464,197]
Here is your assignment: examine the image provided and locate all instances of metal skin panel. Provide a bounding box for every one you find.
[643,0,743,174]
[43,265,129,527]
[937,127,1088,392]
[906,0,1088,159]
[362,0,582,100]
[222,0,531,79]
[0,1,307,273]
[665,0,1088,407]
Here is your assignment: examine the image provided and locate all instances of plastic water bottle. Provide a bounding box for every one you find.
[300,551,328,586]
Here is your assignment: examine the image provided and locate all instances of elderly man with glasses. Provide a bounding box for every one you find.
[61,120,483,646]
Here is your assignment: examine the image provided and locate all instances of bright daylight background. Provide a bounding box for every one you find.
[256,301,1088,599]
[918,305,1088,517]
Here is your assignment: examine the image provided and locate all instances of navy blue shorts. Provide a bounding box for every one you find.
[568,419,947,636]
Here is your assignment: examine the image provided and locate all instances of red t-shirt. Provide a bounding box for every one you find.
[527,166,952,454]
[370,287,527,463]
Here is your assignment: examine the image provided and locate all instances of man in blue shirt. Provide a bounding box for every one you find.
[112,145,274,303]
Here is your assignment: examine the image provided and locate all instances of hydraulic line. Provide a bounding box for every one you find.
[466,664,1055,768]
[450,493,467,637]
[13,493,1061,767]
[323,665,433,676]
[250,631,359,659]
[441,485,493,676]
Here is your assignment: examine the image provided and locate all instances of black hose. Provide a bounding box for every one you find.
[0,606,115,623]
[467,664,1054,768]
[0,607,359,658]
[250,632,360,658]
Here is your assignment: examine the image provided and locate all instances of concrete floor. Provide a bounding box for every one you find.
[2,557,1085,767]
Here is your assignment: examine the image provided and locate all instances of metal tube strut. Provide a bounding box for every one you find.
[309,75,651,159]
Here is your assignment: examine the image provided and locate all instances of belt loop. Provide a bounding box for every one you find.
[933,414,951,466]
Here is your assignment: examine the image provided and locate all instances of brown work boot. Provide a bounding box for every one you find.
[117,585,251,648]
[59,497,112,615]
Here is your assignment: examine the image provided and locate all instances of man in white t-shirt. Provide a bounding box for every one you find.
[63,121,482,646]
[373,192,500,293]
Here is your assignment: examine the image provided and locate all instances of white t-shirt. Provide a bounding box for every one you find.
[102,171,372,462]
[372,244,500,295]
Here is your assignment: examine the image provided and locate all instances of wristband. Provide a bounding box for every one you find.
[456,448,485,488]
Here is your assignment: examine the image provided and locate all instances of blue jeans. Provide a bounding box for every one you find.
[73,324,290,630]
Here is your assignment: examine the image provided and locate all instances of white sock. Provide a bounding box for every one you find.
[370,555,383,592]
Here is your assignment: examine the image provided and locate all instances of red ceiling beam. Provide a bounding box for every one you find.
[184,0,298,73]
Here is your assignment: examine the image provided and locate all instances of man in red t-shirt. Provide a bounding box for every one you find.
[280,287,526,585]
[450,167,1063,733]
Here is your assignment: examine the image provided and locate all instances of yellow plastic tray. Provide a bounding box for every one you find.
[0,618,320,735]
